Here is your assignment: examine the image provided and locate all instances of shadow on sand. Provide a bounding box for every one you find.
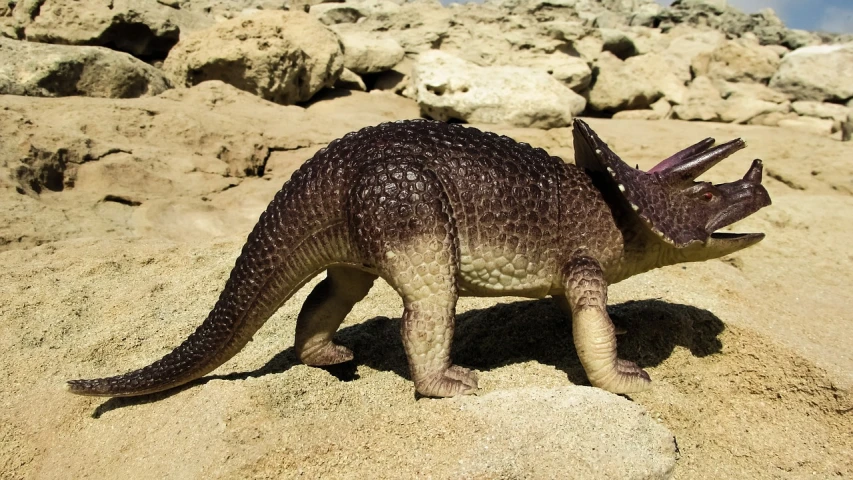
[91,298,724,417]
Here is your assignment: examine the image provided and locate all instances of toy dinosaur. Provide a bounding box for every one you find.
[67,119,770,398]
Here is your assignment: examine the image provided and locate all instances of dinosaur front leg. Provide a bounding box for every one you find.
[295,266,377,366]
[562,255,651,394]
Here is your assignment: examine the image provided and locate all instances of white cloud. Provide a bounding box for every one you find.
[817,6,853,33]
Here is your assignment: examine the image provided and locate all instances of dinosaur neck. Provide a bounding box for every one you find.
[604,223,684,284]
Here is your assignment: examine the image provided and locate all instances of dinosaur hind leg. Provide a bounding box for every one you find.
[349,160,478,397]
[295,266,377,366]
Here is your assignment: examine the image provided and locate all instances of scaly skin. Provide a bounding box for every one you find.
[67,119,771,398]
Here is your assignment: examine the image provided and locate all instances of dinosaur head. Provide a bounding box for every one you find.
[572,119,771,260]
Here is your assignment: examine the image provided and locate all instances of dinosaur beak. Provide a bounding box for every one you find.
[703,159,771,252]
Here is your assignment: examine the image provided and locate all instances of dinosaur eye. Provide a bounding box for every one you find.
[703,192,714,201]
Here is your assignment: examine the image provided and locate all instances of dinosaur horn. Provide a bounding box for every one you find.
[647,137,716,174]
[743,159,763,183]
[653,138,746,184]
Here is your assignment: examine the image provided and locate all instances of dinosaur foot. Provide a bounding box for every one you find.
[592,359,652,394]
[416,365,479,398]
[300,342,354,366]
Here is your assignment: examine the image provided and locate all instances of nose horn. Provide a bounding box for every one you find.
[656,138,746,184]
[744,159,763,183]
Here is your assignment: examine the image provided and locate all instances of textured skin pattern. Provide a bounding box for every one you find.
[67,119,770,398]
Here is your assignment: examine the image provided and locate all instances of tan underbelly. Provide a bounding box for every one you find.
[456,246,555,298]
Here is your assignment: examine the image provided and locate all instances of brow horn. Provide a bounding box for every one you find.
[650,138,746,184]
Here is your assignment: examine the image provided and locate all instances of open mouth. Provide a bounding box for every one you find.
[709,232,764,240]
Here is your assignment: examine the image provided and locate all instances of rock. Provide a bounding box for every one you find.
[719,97,789,124]
[671,75,723,121]
[334,68,367,91]
[842,111,853,142]
[782,29,820,50]
[747,110,798,127]
[310,0,400,25]
[309,3,365,25]
[517,55,592,92]
[600,28,638,59]
[626,53,688,105]
[627,2,663,27]
[372,56,413,94]
[593,10,627,29]
[12,0,212,60]
[541,21,604,62]
[336,31,405,75]
[453,387,676,479]
[178,0,290,16]
[770,44,853,102]
[691,39,780,83]
[656,0,791,47]
[715,80,791,104]
[163,11,343,105]
[0,38,171,98]
[778,116,835,136]
[612,97,671,120]
[660,27,725,68]
[588,51,661,112]
[411,50,586,128]
[791,101,851,125]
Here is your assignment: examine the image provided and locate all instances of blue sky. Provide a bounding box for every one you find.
[654,0,853,33]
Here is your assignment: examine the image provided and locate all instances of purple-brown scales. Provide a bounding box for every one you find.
[67,119,771,398]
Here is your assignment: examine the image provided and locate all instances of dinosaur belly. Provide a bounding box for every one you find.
[456,246,554,298]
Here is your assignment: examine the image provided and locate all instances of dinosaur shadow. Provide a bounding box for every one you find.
[91,298,724,417]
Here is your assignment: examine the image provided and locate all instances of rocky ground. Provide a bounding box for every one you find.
[1,0,852,479]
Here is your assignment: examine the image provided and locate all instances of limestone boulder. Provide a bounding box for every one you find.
[309,3,365,25]
[715,80,791,104]
[671,75,724,121]
[778,116,836,136]
[660,27,726,68]
[411,50,586,128]
[600,28,638,59]
[655,0,791,47]
[517,55,593,92]
[336,31,405,75]
[587,51,661,112]
[791,101,851,125]
[310,0,401,25]
[335,68,367,91]
[770,44,853,102]
[0,38,171,98]
[625,53,688,105]
[10,0,212,59]
[612,97,671,120]
[163,11,343,105]
[692,39,780,83]
[719,97,789,124]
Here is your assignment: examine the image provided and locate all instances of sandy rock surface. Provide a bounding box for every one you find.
[1,86,852,478]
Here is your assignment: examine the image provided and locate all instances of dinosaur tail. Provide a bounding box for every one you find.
[67,183,352,397]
